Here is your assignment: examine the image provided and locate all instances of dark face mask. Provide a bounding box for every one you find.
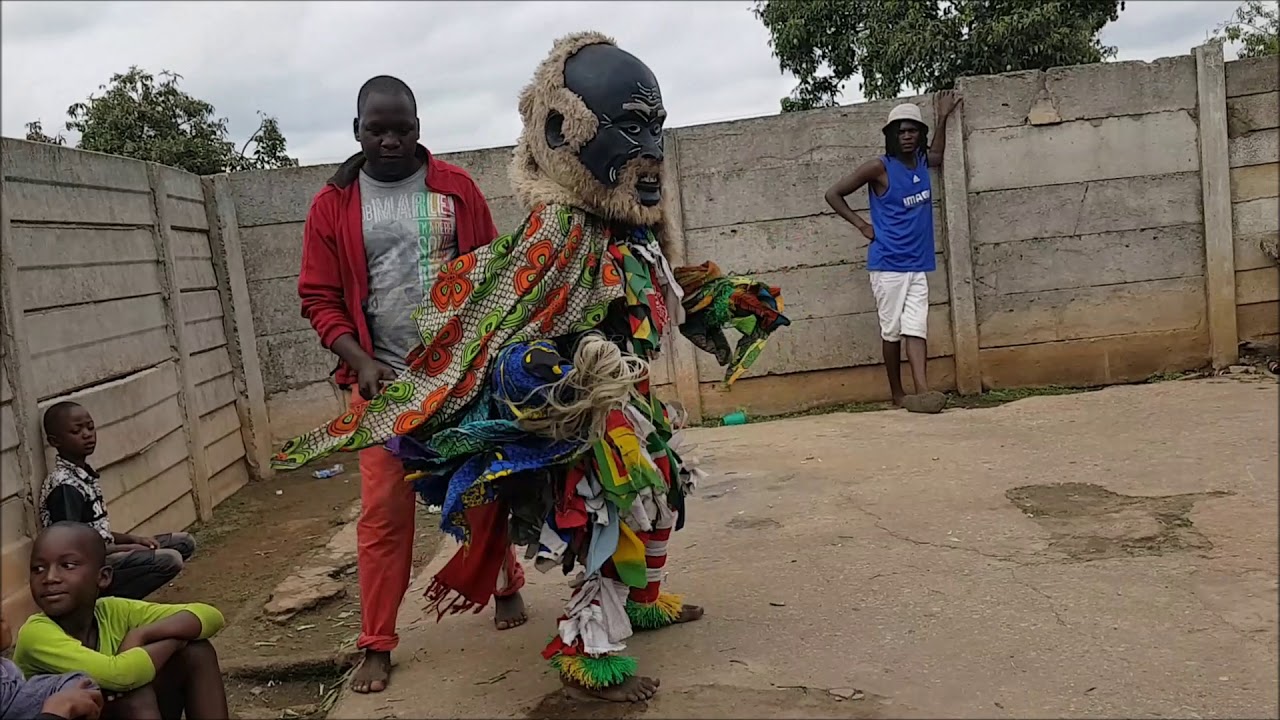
[547,44,667,207]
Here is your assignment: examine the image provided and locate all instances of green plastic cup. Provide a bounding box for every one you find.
[722,410,748,426]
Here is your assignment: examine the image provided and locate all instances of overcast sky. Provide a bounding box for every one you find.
[1,1,1243,166]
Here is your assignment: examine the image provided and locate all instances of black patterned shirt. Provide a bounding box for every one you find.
[39,456,112,542]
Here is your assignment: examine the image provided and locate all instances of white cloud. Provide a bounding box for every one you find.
[0,0,1242,166]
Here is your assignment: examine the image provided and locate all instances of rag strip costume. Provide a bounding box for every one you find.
[273,32,789,692]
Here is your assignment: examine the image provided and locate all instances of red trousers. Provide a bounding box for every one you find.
[353,394,526,652]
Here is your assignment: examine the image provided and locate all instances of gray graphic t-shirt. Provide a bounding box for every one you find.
[360,167,458,371]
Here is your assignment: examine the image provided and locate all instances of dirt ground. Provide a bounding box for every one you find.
[324,375,1277,720]
[150,452,440,720]
[154,370,1277,719]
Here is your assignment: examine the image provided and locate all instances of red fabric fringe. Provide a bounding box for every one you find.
[421,501,514,621]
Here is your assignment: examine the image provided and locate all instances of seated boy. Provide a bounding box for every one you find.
[39,402,197,600]
[2,615,103,720]
[14,522,228,720]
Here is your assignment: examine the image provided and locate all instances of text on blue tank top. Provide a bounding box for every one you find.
[867,152,936,273]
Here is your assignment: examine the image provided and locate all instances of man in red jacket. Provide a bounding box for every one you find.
[297,76,525,694]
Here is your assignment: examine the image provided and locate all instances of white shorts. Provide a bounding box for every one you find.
[869,271,929,342]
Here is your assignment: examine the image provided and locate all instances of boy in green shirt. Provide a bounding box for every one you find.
[15,522,228,719]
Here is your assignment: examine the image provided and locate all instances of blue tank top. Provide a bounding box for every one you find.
[867,152,936,273]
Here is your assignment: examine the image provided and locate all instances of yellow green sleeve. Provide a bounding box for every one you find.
[107,597,226,640]
[13,615,156,692]
[187,603,225,640]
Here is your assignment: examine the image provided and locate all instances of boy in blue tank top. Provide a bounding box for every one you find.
[824,92,961,413]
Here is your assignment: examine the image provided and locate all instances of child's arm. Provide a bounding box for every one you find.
[14,616,160,693]
[113,597,225,646]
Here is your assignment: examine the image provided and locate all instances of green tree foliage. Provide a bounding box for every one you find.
[754,0,1126,112]
[1215,1,1280,59]
[26,67,298,174]
[24,120,65,145]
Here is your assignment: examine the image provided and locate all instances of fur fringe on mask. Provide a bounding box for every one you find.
[510,31,675,254]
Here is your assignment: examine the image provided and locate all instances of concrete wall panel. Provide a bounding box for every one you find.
[258,330,337,394]
[969,172,1202,245]
[5,182,154,226]
[109,461,192,534]
[241,223,304,282]
[1229,127,1279,168]
[960,57,1197,132]
[1230,162,1279,203]
[95,429,188,508]
[966,112,1199,193]
[1234,196,1280,237]
[251,277,311,336]
[167,196,210,231]
[1236,267,1280,306]
[188,347,234,386]
[1226,56,1280,98]
[1227,91,1279,138]
[177,257,218,291]
[2,140,150,190]
[1238,300,1279,342]
[130,491,198,538]
[977,277,1206,348]
[210,461,251,507]
[980,328,1208,389]
[27,296,171,400]
[974,224,1205,296]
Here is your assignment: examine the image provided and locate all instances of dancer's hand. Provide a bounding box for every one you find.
[355,358,397,400]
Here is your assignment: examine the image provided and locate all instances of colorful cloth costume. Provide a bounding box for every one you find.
[272,32,789,693]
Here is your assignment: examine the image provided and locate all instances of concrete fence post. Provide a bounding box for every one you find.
[147,165,214,522]
[0,158,47,536]
[659,131,706,424]
[940,91,983,395]
[1194,40,1240,369]
[202,175,274,480]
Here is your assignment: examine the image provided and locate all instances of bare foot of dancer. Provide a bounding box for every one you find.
[563,675,661,703]
[494,591,528,630]
[351,649,391,694]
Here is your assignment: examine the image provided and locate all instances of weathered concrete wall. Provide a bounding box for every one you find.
[1225,56,1280,347]
[220,44,1269,441]
[959,55,1211,388]
[0,140,251,620]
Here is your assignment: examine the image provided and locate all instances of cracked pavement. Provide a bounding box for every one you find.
[331,377,1277,719]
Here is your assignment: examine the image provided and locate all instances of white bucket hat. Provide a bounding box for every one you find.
[883,103,927,133]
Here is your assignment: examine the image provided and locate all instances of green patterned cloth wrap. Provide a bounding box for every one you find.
[272,203,626,471]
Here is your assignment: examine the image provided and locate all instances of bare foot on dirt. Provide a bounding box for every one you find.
[351,650,391,694]
[494,591,528,630]
[563,675,660,702]
[674,604,704,623]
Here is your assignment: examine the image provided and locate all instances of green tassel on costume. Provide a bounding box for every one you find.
[549,653,639,689]
[626,592,684,629]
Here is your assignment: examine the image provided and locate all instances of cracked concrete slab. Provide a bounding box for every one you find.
[330,378,1277,719]
[263,501,359,623]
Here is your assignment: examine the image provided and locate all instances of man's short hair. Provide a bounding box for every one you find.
[357,75,417,116]
[42,401,82,437]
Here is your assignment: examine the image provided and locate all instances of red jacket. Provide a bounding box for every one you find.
[298,146,500,387]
